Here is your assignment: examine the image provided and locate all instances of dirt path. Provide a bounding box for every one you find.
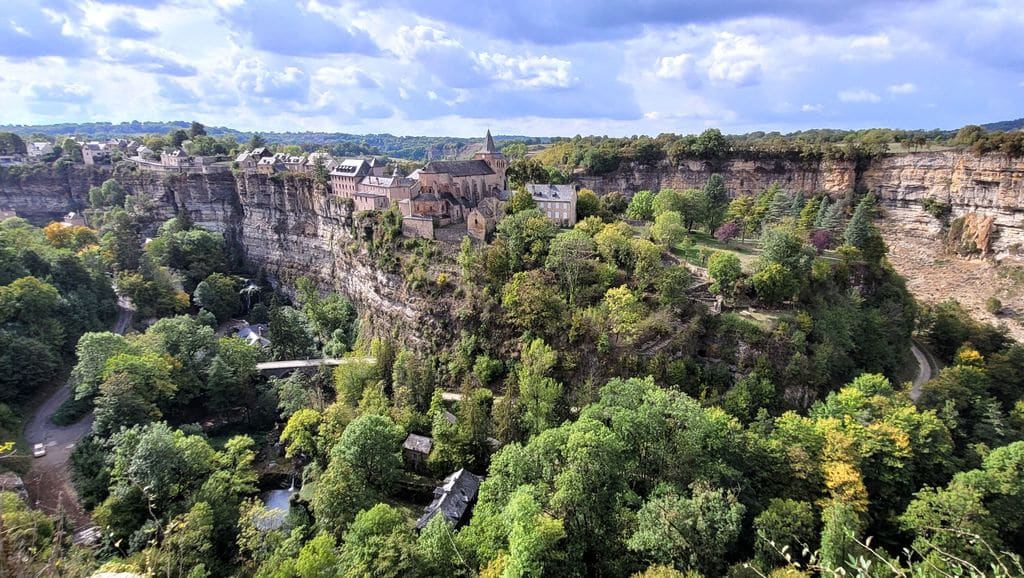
[21,295,133,527]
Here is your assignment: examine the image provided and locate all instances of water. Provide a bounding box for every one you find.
[257,475,297,531]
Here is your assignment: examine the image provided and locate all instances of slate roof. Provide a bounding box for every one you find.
[415,469,483,530]
[420,160,494,177]
[331,158,371,176]
[361,175,415,188]
[403,433,433,455]
[483,129,497,153]
[526,183,577,201]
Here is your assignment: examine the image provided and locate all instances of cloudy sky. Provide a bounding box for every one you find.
[0,0,1021,137]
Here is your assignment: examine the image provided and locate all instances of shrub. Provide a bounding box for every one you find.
[985,296,1002,315]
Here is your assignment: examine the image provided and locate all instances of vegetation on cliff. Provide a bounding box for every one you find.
[1,168,1022,577]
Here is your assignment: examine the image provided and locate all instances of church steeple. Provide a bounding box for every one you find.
[483,129,497,153]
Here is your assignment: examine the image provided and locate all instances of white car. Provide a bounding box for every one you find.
[32,443,46,458]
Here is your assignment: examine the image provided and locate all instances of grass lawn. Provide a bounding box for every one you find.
[672,232,762,273]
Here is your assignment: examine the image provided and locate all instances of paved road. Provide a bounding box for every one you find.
[22,295,133,526]
[909,341,932,401]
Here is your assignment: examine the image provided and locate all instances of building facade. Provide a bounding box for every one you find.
[527,183,578,227]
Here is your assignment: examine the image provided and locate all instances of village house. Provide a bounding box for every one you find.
[527,183,578,227]
[161,149,191,167]
[402,433,433,473]
[329,158,372,197]
[415,468,483,530]
[256,155,284,175]
[82,142,111,165]
[27,141,54,158]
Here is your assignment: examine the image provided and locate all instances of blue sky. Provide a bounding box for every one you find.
[0,0,1021,137]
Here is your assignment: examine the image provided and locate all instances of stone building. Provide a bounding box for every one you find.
[330,158,372,197]
[527,183,578,227]
[402,433,433,473]
[82,142,111,165]
[415,468,483,530]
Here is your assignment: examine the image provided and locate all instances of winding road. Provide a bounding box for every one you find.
[22,295,134,526]
[909,340,933,401]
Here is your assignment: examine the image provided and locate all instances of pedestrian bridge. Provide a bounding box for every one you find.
[256,357,376,378]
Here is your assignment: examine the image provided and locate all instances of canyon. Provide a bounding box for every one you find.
[2,150,1022,341]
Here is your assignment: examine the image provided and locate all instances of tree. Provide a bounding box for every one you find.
[626,190,656,221]
[495,208,557,271]
[71,332,132,399]
[335,414,404,491]
[651,211,686,247]
[310,460,373,540]
[652,189,683,217]
[280,408,322,460]
[505,189,538,215]
[752,262,799,305]
[604,285,646,339]
[337,504,418,578]
[693,128,728,161]
[594,221,636,269]
[631,238,664,292]
[502,269,567,341]
[576,189,601,220]
[657,266,691,309]
[517,338,562,436]
[707,251,742,298]
[0,132,26,155]
[626,483,745,577]
[753,499,817,568]
[194,273,240,322]
[545,230,599,307]
[189,121,207,138]
[600,191,628,216]
[249,133,267,149]
[843,194,875,249]
[714,221,741,245]
[269,306,316,360]
[701,174,729,232]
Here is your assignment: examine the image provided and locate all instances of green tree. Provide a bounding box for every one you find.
[753,499,817,568]
[496,208,558,271]
[336,414,404,491]
[88,179,127,208]
[517,338,562,436]
[626,190,656,221]
[269,306,316,360]
[71,332,132,399]
[843,194,875,249]
[626,483,744,577]
[631,238,664,292]
[337,504,418,578]
[502,269,567,341]
[707,251,742,298]
[651,211,686,247]
[546,229,599,307]
[575,189,601,220]
[701,174,729,232]
[194,273,240,322]
[310,460,373,540]
[505,189,538,215]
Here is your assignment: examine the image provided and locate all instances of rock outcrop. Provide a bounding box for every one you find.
[2,151,1022,342]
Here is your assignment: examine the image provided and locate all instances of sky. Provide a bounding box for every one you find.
[0,0,1021,137]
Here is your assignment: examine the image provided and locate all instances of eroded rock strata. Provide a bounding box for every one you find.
[1,151,1022,341]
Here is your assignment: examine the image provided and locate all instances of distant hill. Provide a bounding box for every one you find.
[982,118,1024,132]
[0,121,550,161]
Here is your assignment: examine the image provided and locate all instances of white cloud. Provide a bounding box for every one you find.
[887,82,917,94]
[233,58,309,101]
[313,66,379,89]
[841,33,892,60]
[476,53,575,88]
[838,88,881,103]
[801,103,823,112]
[704,32,764,87]
[655,53,696,80]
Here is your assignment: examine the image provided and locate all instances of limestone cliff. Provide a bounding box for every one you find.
[2,152,1022,342]
[0,165,109,223]
[234,171,450,346]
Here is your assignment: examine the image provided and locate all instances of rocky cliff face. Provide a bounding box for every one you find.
[2,152,1022,341]
[0,165,110,223]
[234,172,449,346]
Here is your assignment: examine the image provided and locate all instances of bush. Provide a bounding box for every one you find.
[986,296,1002,315]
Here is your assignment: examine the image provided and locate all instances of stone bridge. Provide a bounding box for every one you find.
[256,357,376,378]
